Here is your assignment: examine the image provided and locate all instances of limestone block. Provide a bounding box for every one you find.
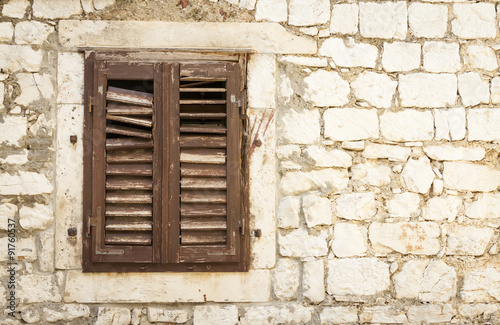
[452,3,496,39]
[401,156,435,194]
[280,169,349,196]
[0,45,43,72]
[443,162,500,192]
[279,227,329,258]
[94,0,115,10]
[446,226,494,256]
[342,141,365,151]
[458,72,490,107]
[387,192,420,219]
[407,305,455,323]
[147,308,188,323]
[38,230,55,273]
[57,52,84,104]
[0,237,36,262]
[288,0,330,26]
[18,274,61,303]
[423,41,461,73]
[279,56,328,67]
[409,3,448,38]
[382,42,421,72]
[459,304,498,318]
[0,23,14,42]
[423,196,462,221]
[335,193,376,221]
[277,196,300,229]
[15,73,54,105]
[0,150,28,165]
[0,203,17,230]
[492,78,500,104]
[363,144,411,162]
[465,45,499,71]
[320,307,358,324]
[276,145,300,160]
[273,258,300,300]
[2,0,30,18]
[193,306,238,325]
[302,194,332,227]
[360,306,407,324]
[469,108,500,141]
[0,172,52,195]
[95,307,131,325]
[303,258,325,303]
[248,54,276,109]
[15,21,53,45]
[19,203,53,230]
[351,162,392,187]
[466,193,500,220]
[369,222,441,255]
[398,73,457,108]
[330,4,358,35]
[240,305,313,325]
[324,108,379,141]
[394,259,456,302]
[21,309,41,323]
[359,2,407,39]
[424,145,485,161]
[33,0,82,19]
[255,0,287,22]
[331,223,367,257]
[351,71,397,108]
[462,267,500,302]
[381,110,434,142]
[327,258,390,297]
[43,304,90,322]
[278,108,320,144]
[303,146,352,168]
[303,70,349,107]
[434,107,466,141]
[0,115,27,147]
[319,37,378,68]
[0,82,4,109]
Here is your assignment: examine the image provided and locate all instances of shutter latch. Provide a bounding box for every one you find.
[239,219,245,235]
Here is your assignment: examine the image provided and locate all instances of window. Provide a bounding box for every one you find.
[82,51,249,272]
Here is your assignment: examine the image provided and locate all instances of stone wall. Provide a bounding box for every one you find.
[1,0,500,324]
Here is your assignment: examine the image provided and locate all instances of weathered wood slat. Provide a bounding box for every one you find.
[181,178,227,190]
[106,124,152,139]
[180,149,226,164]
[105,233,152,245]
[107,86,153,106]
[179,112,227,119]
[106,164,153,176]
[180,135,226,148]
[180,204,227,217]
[106,138,154,150]
[180,231,226,245]
[180,191,226,204]
[179,99,226,105]
[180,77,226,82]
[106,193,153,204]
[106,178,153,190]
[107,103,153,115]
[106,221,153,231]
[181,164,226,177]
[181,219,227,231]
[179,88,226,93]
[106,114,153,127]
[180,125,227,134]
[105,205,153,217]
[107,151,153,163]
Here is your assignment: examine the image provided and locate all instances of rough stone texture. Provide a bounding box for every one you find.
[279,55,328,67]
[351,71,397,108]
[360,306,407,324]
[465,45,498,71]
[19,203,53,230]
[38,230,55,273]
[399,73,457,108]
[409,3,448,38]
[462,266,500,302]
[0,203,17,231]
[302,194,332,227]
[57,52,84,104]
[335,192,376,221]
[255,0,287,22]
[446,226,494,256]
[240,305,314,325]
[280,169,349,196]
[0,115,27,146]
[279,108,320,144]
[277,196,300,229]
[15,21,54,45]
[452,3,497,39]
[319,38,378,68]
[248,54,276,109]
[492,77,500,104]
[0,172,53,195]
[351,162,392,187]
[443,162,500,192]
[303,146,352,168]
[0,45,43,72]
[407,304,455,323]
[33,0,83,19]
[272,258,300,300]
[288,0,330,26]
[320,307,358,324]
[147,308,189,323]
[331,223,367,257]
[369,222,441,255]
[0,237,36,261]
[458,72,490,107]
[459,304,498,318]
[468,108,500,141]
[424,145,485,161]
[327,258,390,297]
[21,309,41,323]
[434,107,466,141]
[423,196,462,221]
[363,144,411,162]
[466,193,500,220]
[330,4,358,35]
[304,70,349,107]
[2,0,30,18]
[94,0,115,11]
[381,110,434,142]
[359,2,407,39]
[43,304,90,322]
[279,227,329,258]
[401,156,435,194]
[15,73,54,105]
[386,192,420,219]
[95,307,131,325]
[423,41,461,73]
[0,23,14,42]
[382,42,420,72]
[303,259,325,303]
[18,274,62,303]
[324,108,379,141]
[193,306,238,325]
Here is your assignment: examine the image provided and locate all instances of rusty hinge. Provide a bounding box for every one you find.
[93,206,124,255]
[86,215,92,238]
[239,219,245,236]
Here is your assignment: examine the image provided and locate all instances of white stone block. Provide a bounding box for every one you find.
[248,54,276,109]
[19,203,53,230]
[363,144,411,162]
[465,45,498,71]
[279,227,329,258]
[387,192,420,219]
[462,267,500,302]
[277,196,300,229]
[15,73,54,105]
[0,237,36,262]
[423,196,462,222]
[424,145,485,161]
[434,107,466,141]
[459,304,498,318]
[0,22,14,42]
[423,41,460,73]
[273,258,300,300]
[399,73,457,108]
[351,162,392,187]
[0,149,28,165]
[492,78,500,104]
[303,146,352,168]
[94,0,115,10]
[38,230,55,273]
[0,203,17,231]
[468,108,500,141]
[351,71,397,108]
[319,37,378,68]
[0,172,52,195]
[276,145,300,160]
[33,0,82,19]
[280,169,349,196]
[360,306,407,324]
[42,304,90,322]
[303,258,325,303]
[0,115,27,147]
[458,72,490,107]
[95,307,130,325]
[304,70,349,107]
[278,108,320,144]
[0,45,43,72]
[147,308,188,323]
[382,42,421,72]
[21,309,41,323]
[330,4,358,35]
[443,161,500,192]
[466,193,500,220]
[279,55,328,67]
[2,0,30,18]
[15,21,54,45]
[401,156,435,194]
[407,304,455,323]
[320,307,358,324]
[255,0,287,22]
[335,192,376,221]
[359,2,407,39]
[302,194,332,227]
[452,3,497,39]
[369,222,441,255]
[446,226,494,256]
[288,0,330,26]
[57,52,84,104]
[240,306,313,325]
[324,108,379,141]
[327,258,390,297]
[332,223,367,257]
[341,141,365,151]
[409,3,448,38]
[18,275,61,303]
[193,306,238,325]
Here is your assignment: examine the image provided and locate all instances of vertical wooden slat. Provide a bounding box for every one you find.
[152,63,163,263]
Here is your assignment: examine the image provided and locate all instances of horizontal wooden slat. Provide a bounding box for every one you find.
[107,103,153,115]
[106,164,153,176]
[106,138,153,150]
[179,99,226,105]
[107,86,153,106]
[181,178,227,190]
[106,124,152,139]
[180,204,227,217]
[180,88,226,92]
[181,231,226,245]
[105,233,151,245]
[181,218,227,231]
[181,164,226,177]
[106,178,153,190]
[179,112,227,119]
[106,220,153,231]
[180,135,226,148]
[180,125,227,134]
[180,149,226,164]
[105,205,153,217]
[106,193,153,204]
[180,191,226,204]
[180,77,226,82]
[107,151,153,163]
[106,114,153,127]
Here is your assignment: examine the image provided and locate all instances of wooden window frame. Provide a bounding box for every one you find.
[82,50,249,272]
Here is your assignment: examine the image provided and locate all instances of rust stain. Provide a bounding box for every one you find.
[249,110,274,157]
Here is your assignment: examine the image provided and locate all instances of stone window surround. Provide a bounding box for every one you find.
[55,20,316,303]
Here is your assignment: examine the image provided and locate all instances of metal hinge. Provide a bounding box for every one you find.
[239,219,245,235]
